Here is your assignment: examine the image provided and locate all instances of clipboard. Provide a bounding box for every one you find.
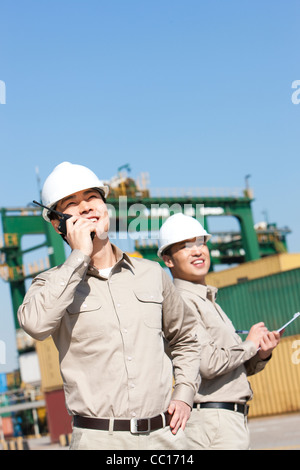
[277,312,300,333]
[236,311,300,335]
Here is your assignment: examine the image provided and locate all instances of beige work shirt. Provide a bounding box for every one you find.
[18,245,200,419]
[173,279,270,404]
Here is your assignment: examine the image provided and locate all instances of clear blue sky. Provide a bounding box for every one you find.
[0,0,299,372]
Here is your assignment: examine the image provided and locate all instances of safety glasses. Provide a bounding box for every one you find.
[184,236,206,250]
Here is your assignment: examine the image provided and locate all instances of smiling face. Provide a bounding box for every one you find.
[162,236,211,285]
[53,188,110,237]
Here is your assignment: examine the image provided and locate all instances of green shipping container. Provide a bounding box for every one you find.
[216,267,300,335]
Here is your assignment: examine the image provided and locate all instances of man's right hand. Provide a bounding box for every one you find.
[246,322,268,350]
[65,216,95,257]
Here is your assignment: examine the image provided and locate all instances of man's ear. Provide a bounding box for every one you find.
[50,219,61,234]
[162,254,174,268]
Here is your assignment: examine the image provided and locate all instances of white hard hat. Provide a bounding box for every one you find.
[41,162,109,222]
[157,213,211,258]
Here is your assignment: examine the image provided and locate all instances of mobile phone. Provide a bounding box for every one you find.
[33,200,95,240]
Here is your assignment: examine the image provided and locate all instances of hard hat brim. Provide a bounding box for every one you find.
[157,233,212,259]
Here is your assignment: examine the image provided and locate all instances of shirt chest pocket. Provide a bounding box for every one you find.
[66,296,104,339]
[134,290,163,329]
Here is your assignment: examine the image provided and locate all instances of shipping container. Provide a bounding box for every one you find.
[216,267,300,336]
[35,337,63,392]
[44,389,72,443]
[211,268,300,418]
[5,370,21,390]
[0,416,14,437]
[248,335,300,418]
[206,253,300,288]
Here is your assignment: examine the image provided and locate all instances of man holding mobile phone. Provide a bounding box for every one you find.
[17,162,200,450]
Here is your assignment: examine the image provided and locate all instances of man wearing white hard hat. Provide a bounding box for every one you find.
[18,163,200,450]
[158,213,280,450]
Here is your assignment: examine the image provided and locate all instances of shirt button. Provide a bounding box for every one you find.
[60,282,65,286]
[131,412,136,417]
[117,303,121,308]
[123,329,128,334]
[127,356,132,361]
[130,383,135,388]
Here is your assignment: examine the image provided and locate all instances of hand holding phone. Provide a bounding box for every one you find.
[33,201,95,240]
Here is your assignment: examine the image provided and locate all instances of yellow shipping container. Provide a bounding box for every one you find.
[206,253,300,288]
[35,337,63,392]
[248,334,300,418]
[6,370,21,389]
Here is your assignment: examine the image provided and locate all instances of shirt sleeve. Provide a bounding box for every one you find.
[180,294,259,380]
[161,269,201,408]
[17,250,90,341]
[244,353,271,376]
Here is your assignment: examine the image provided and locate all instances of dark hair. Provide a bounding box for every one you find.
[161,246,172,257]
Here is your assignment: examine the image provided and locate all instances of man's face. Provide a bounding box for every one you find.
[162,236,211,284]
[53,188,110,237]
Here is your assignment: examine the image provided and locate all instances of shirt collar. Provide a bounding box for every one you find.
[87,243,134,278]
[112,243,134,267]
[173,278,218,302]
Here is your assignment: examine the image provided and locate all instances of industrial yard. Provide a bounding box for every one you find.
[1,175,300,449]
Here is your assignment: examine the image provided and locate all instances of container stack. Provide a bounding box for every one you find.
[35,338,72,442]
[206,253,300,418]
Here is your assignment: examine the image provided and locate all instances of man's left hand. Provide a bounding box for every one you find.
[168,400,191,435]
